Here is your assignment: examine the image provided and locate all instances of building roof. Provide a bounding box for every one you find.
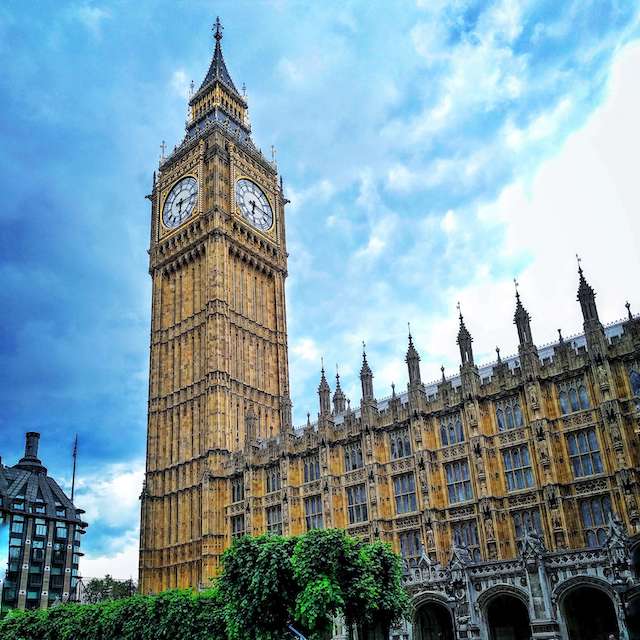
[0,432,87,526]
[292,316,632,433]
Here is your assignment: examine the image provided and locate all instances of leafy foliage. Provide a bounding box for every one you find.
[83,574,137,603]
[0,530,408,640]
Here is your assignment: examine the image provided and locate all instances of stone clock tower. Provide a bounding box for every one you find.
[139,19,291,593]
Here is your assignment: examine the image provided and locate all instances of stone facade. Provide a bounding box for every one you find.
[0,433,87,610]
[140,20,640,640]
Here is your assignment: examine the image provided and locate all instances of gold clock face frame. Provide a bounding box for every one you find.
[162,176,198,229]
[235,178,274,231]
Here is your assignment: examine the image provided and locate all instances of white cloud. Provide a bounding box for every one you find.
[292,337,321,363]
[475,40,640,344]
[72,461,144,579]
[170,69,190,100]
[440,209,458,234]
[75,461,144,530]
[354,215,396,260]
[73,5,111,38]
[81,530,139,580]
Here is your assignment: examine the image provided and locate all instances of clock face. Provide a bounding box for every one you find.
[162,176,198,229]
[235,179,273,231]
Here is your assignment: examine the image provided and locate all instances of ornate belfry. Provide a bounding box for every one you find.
[139,18,291,593]
[140,19,640,640]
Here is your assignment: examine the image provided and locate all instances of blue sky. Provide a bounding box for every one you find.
[0,1,639,577]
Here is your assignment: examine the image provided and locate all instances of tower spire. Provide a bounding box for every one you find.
[360,342,374,401]
[456,302,474,366]
[513,279,533,346]
[576,256,600,324]
[406,323,422,385]
[318,359,331,416]
[333,365,346,414]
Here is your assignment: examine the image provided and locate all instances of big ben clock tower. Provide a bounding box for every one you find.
[139,19,292,593]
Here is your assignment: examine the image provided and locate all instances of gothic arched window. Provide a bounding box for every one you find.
[578,385,590,410]
[495,397,524,432]
[569,388,580,412]
[558,378,590,416]
[514,403,523,427]
[559,391,569,415]
[440,414,464,446]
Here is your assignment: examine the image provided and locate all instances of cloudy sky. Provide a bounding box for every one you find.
[0,1,639,578]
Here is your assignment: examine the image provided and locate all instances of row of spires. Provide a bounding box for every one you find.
[312,261,634,418]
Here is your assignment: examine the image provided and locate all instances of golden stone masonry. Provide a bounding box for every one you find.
[138,22,640,639]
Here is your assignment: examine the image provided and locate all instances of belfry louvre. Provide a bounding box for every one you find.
[139,20,640,640]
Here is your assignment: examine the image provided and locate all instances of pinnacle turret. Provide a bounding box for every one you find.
[360,343,375,401]
[193,17,243,101]
[318,362,331,416]
[513,281,534,347]
[456,303,474,366]
[576,256,600,325]
[406,325,422,385]
[333,367,346,415]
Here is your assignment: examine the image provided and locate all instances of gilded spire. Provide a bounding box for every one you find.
[192,17,243,101]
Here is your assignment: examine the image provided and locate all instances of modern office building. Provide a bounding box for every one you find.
[0,432,87,610]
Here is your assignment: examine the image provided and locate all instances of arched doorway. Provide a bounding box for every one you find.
[562,585,619,640]
[414,600,455,640]
[485,594,531,640]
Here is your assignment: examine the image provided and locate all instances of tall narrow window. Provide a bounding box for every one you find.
[303,453,321,483]
[231,476,244,503]
[512,508,542,549]
[304,495,323,531]
[344,441,363,471]
[266,505,283,535]
[346,484,368,524]
[557,379,590,415]
[399,530,423,565]
[265,465,281,493]
[231,514,245,539]
[580,495,612,547]
[440,414,464,446]
[496,397,524,431]
[502,445,534,491]
[452,520,480,561]
[393,473,417,514]
[445,460,473,504]
[567,428,603,477]
[390,427,412,460]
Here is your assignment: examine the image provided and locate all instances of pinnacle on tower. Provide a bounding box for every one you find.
[576,255,600,324]
[318,360,331,416]
[456,302,474,366]
[360,342,374,401]
[194,17,242,99]
[406,324,422,385]
[333,366,346,415]
[513,279,534,346]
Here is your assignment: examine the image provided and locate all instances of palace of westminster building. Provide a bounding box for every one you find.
[139,20,640,640]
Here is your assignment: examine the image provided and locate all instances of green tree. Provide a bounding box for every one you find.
[219,534,299,640]
[83,574,136,603]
